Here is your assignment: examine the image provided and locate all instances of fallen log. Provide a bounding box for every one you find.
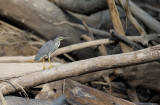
[0,0,81,41]
[65,79,135,105]
[54,0,160,33]
[0,45,159,95]
[54,0,107,15]
[33,63,160,102]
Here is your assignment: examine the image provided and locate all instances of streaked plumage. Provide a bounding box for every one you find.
[35,40,60,61]
[34,36,71,70]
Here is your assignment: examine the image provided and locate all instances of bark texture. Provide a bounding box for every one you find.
[0,45,159,95]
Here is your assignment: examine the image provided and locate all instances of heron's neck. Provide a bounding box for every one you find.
[53,38,60,42]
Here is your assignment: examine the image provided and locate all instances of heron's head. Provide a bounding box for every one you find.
[55,36,71,41]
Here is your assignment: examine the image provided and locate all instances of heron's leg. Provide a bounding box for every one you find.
[43,58,46,70]
[48,55,53,68]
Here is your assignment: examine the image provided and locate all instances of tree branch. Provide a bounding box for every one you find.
[107,0,133,52]
[111,30,144,50]
[119,0,146,35]
[0,45,160,95]
[0,39,113,62]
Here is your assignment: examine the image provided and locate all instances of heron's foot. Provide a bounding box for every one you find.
[48,65,54,69]
[43,67,47,70]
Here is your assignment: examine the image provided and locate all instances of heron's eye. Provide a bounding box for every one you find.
[59,37,63,39]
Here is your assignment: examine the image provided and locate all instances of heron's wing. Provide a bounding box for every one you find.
[35,40,54,59]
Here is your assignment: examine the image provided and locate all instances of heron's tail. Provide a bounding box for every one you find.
[34,55,41,61]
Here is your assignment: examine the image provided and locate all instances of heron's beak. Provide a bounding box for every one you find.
[63,36,72,39]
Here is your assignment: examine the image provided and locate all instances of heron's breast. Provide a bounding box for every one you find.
[49,42,60,53]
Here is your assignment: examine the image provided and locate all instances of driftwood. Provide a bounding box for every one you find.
[54,21,111,38]
[111,30,144,50]
[123,62,160,91]
[107,0,133,52]
[49,38,112,58]
[0,0,97,59]
[137,34,160,46]
[81,35,97,49]
[70,6,128,30]
[107,1,135,101]
[55,0,160,33]
[54,0,107,15]
[71,70,114,83]
[116,0,160,33]
[34,70,114,101]
[0,45,159,95]
[138,3,160,13]
[0,0,80,40]
[127,34,160,46]
[0,0,160,104]
[65,79,135,105]
[0,39,113,62]
[54,20,159,48]
[119,0,146,35]
[31,63,160,102]
[54,20,160,44]
[35,81,64,101]
[1,34,158,62]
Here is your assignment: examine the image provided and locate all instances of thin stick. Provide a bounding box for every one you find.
[82,20,94,40]
[63,53,75,62]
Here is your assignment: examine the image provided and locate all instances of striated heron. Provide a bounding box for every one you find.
[34,36,71,70]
